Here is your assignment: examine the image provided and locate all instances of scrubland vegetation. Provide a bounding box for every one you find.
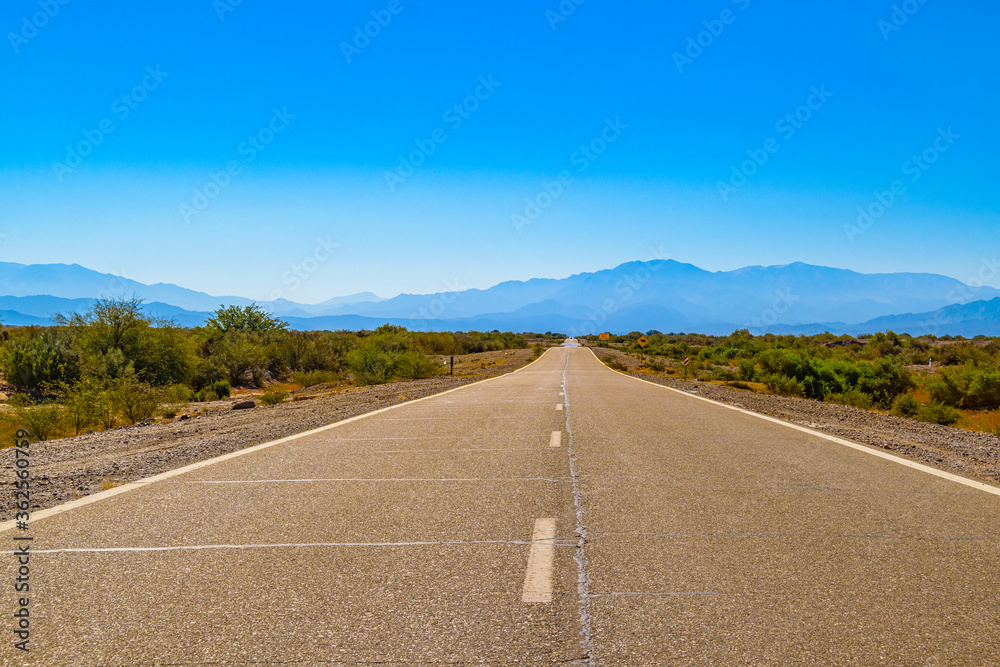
[588,329,1000,434]
[0,297,528,441]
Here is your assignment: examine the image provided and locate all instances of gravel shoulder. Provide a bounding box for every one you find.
[3,349,535,520]
[586,345,1000,487]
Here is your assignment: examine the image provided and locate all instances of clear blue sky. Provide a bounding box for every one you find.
[1,1,997,302]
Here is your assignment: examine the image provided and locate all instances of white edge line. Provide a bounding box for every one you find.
[586,348,1000,498]
[0,349,556,534]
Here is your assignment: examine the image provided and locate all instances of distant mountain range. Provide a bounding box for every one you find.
[1,260,998,336]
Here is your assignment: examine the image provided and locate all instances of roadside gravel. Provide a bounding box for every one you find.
[587,345,1000,487]
[3,349,535,520]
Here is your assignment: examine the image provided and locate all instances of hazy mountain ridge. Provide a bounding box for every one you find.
[1,260,999,336]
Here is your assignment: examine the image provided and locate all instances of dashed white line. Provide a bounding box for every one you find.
[522,518,557,603]
[549,431,563,448]
[556,403,564,411]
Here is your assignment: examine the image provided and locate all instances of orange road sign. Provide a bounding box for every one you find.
[598,332,610,341]
[637,336,648,348]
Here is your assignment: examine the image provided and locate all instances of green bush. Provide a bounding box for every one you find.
[827,388,874,410]
[916,402,960,426]
[736,359,756,381]
[259,390,285,405]
[645,358,665,372]
[289,369,341,387]
[209,379,231,399]
[111,380,161,425]
[762,373,804,397]
[396,350,440,380]
[532,343,544,358]
[15,404,65,441]
[891,394,920,418]
[1,336,73,389]
[347,344,399,385]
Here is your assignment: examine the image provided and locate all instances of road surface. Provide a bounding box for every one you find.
[4,344,999,665]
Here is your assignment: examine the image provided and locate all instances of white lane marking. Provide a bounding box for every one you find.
[589,348,1000,498]
[522,518,557,603]
[556,403,564,411]
[20,538,579,555]
[185,477,572,484]
[549,431,562,448]
[0,351,556,534]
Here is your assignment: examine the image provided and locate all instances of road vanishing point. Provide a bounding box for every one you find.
[4,342,1000,665]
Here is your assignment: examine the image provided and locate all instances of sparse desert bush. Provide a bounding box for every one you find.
[645,358,666,372]
[289,369,341,387]
[259,390,285,405]
[15,404,65,442]
[605,357,627,371]
[762,373,804,397]
[827,388,874,410]
[736,359,757,382]
[112,380,161,425]
[915,402,960,426]
[891,394,920,419]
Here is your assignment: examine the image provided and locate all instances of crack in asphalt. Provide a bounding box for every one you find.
[562,353,595,666]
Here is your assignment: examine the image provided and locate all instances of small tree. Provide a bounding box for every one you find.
[205,304,288,336]
[111,379,161,425]
[15,404,65,442]
[58,380,101,435]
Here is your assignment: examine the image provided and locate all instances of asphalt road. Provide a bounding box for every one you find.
[3,344,999,665]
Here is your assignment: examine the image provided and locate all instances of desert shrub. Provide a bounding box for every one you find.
[963,370,1000,410]
[645,358,665,372]
[725,381,753,391]
[916,402,960,426]
[856,358,912,408]
[532,343,544,358]
[736,359,756,381]
[209,379,231,399]
[396,350,440,380]
[605,357,627,371]
[194,389,219,403]
[346,344,399,385]
[111,380,161,425]
[891,394,920,418]
[289,370,341,387]
[762,373,804,397]
[926,371,965,407]
[15,404,65,441]
[259,390,285,405]
[1,336,73,389]
[58,380,101,435]
[827,388,874,410]
[709,366,734,381]
[162,384,193,404]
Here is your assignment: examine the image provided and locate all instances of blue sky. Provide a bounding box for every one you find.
[1,0,997,302]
